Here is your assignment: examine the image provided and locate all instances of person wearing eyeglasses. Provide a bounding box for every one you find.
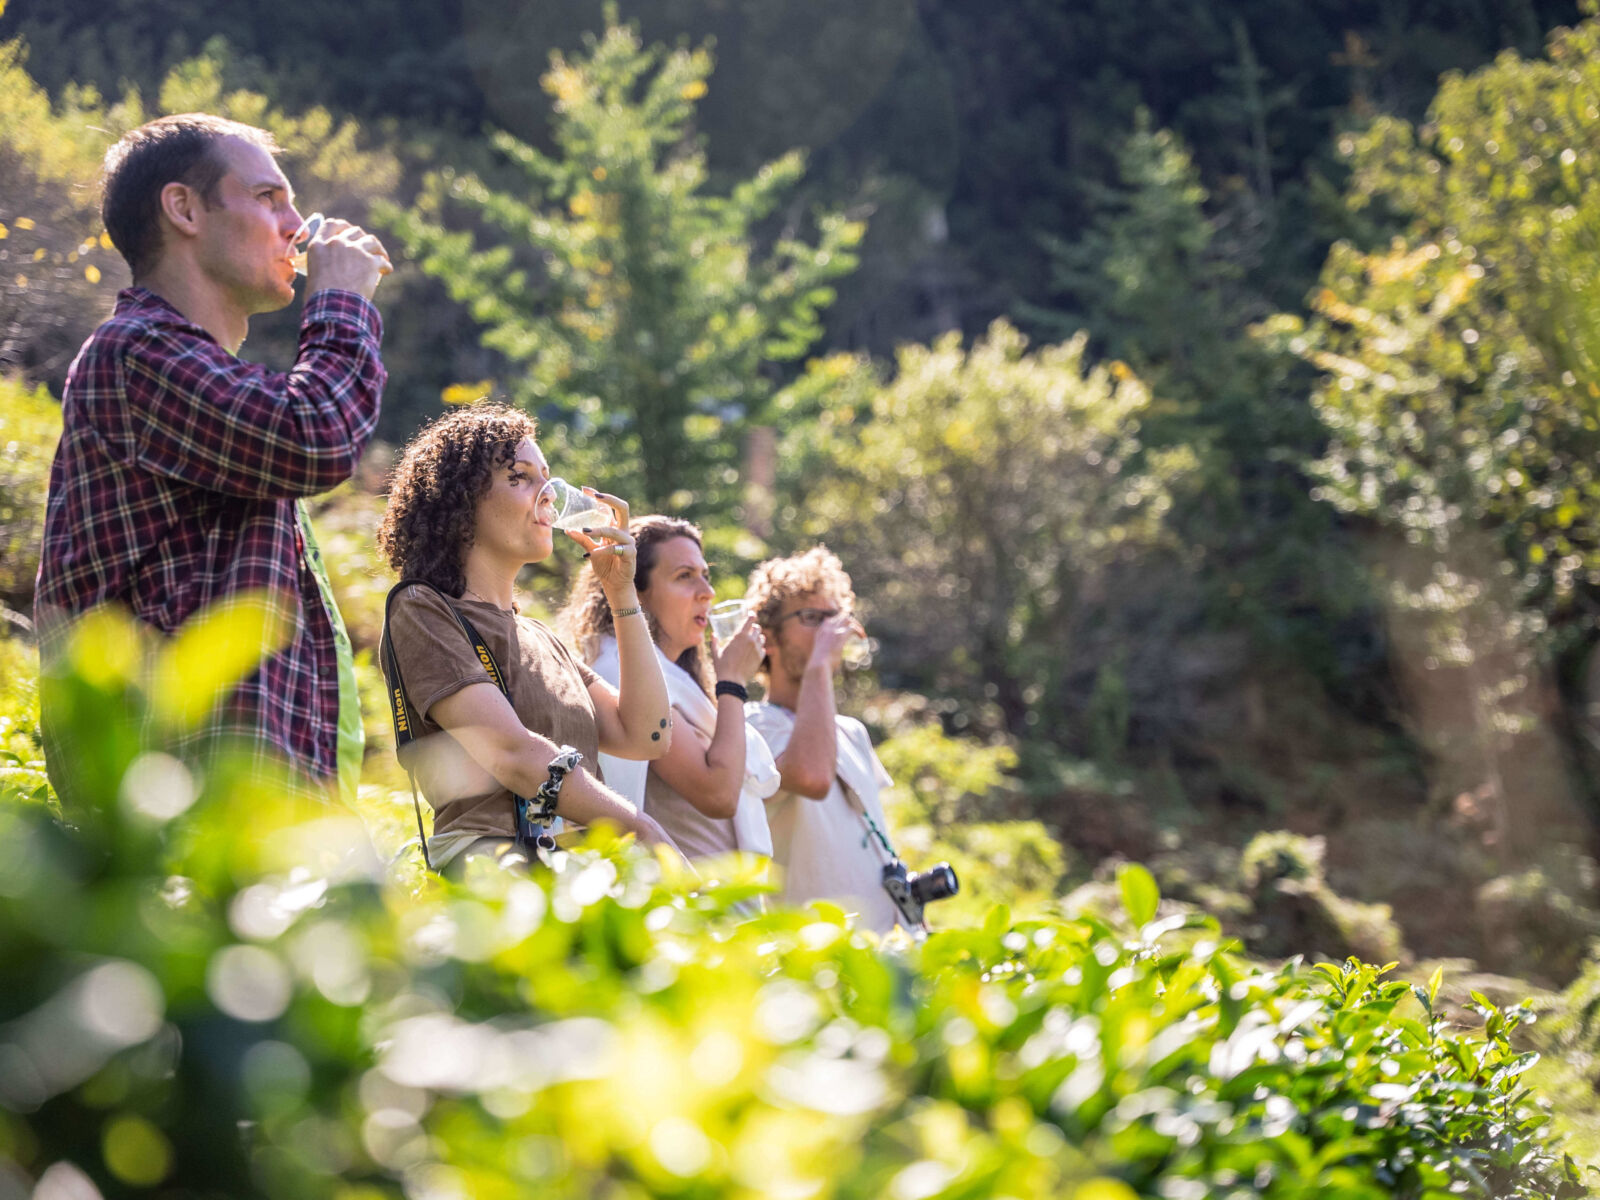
[744,546,900,932]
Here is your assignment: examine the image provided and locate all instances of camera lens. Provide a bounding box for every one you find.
[909,862,958,904]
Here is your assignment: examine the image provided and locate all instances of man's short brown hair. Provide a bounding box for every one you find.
[101,113,279,278]
[745,545,858,636]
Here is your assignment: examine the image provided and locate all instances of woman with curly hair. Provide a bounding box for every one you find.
[377,403,677,871]
[561,515,777,863]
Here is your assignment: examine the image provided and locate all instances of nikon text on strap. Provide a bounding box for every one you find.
[380,579,552,870]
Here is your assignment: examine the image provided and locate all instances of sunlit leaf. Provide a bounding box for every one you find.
[66,607,145,691]
[1117,862,1159,927]
[148,591,293,729]
[103,1114,174,1186]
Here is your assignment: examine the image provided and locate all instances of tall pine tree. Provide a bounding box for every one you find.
[384,12,863,517]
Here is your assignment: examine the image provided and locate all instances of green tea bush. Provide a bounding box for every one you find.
[0,610,1586,1199]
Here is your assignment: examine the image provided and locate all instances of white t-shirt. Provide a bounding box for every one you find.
[590,635,648,809]
[745,701,900,933]
[589,636,777,860]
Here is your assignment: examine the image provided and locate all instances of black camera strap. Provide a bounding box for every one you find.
[380,578,545,871]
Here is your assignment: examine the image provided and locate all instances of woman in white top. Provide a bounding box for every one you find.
[562,516,777,861]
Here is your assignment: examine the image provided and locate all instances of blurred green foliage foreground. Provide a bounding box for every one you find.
[0,609,1585,1200]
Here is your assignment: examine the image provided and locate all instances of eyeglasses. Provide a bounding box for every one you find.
[777,607,841,628]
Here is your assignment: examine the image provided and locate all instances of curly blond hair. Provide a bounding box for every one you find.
[745,545,858,641]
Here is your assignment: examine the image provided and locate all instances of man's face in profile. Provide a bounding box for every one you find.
[189,136,303,316]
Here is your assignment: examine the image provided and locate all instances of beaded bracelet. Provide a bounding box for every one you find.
[612,605,644,619]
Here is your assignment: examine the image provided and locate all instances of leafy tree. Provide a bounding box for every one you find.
[3,0,1584,379]
[384,15,863,517]
[0,0,482,130]
[1265,10,1600,846]
[1022,112,1238,375]
[1020,113,1371,682]
[772,320,1193,741]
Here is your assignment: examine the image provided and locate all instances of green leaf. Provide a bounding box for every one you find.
[1117,862,1159,927]
[148,591,294,730]
[982,903,1012,940]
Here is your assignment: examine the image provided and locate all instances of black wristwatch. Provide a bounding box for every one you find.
[533,745,584,822]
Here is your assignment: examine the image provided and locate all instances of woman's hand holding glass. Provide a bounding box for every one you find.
[556,488,636,598]
[713,613,766,686]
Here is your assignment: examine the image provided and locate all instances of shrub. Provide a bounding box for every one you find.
[1239,830,1326,894]
[1548,951,1600,1098]
[1477,857,1600,986]
[772,323,1194,741]
[0,609,1585,1199]
[1238,831,1407,966]
[0,374,59,609]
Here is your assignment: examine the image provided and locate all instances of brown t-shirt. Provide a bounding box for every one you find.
[384,585,601,839]
[644,714,739,861]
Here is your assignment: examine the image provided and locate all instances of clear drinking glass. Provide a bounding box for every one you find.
[842,630,873,670]
[290,212,325,276]
[541,478,609,531]
[709,599,750,646]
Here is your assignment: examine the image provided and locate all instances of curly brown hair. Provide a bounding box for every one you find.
[377,403,539,597]
[559,514,713,694]
[745,545,857,676]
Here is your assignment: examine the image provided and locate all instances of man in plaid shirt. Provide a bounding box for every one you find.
[36,113,391,799]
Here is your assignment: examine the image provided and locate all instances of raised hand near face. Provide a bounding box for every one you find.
[714,613,766,686]
[566,491,636,601]
[808,611,860,674]
[301,216,393,300]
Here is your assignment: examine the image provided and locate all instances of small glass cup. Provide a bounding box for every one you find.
[290,212,325,276]
[842,629,873,671]
[709,599,750,647]
[541,477,609,532]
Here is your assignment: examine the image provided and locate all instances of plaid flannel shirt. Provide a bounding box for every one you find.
[35,286,386,783]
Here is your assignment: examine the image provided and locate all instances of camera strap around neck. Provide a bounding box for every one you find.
[836,773,898,863]
[381,578,543,870]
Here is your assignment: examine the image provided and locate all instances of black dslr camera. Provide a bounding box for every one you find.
[881,859,959,931]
